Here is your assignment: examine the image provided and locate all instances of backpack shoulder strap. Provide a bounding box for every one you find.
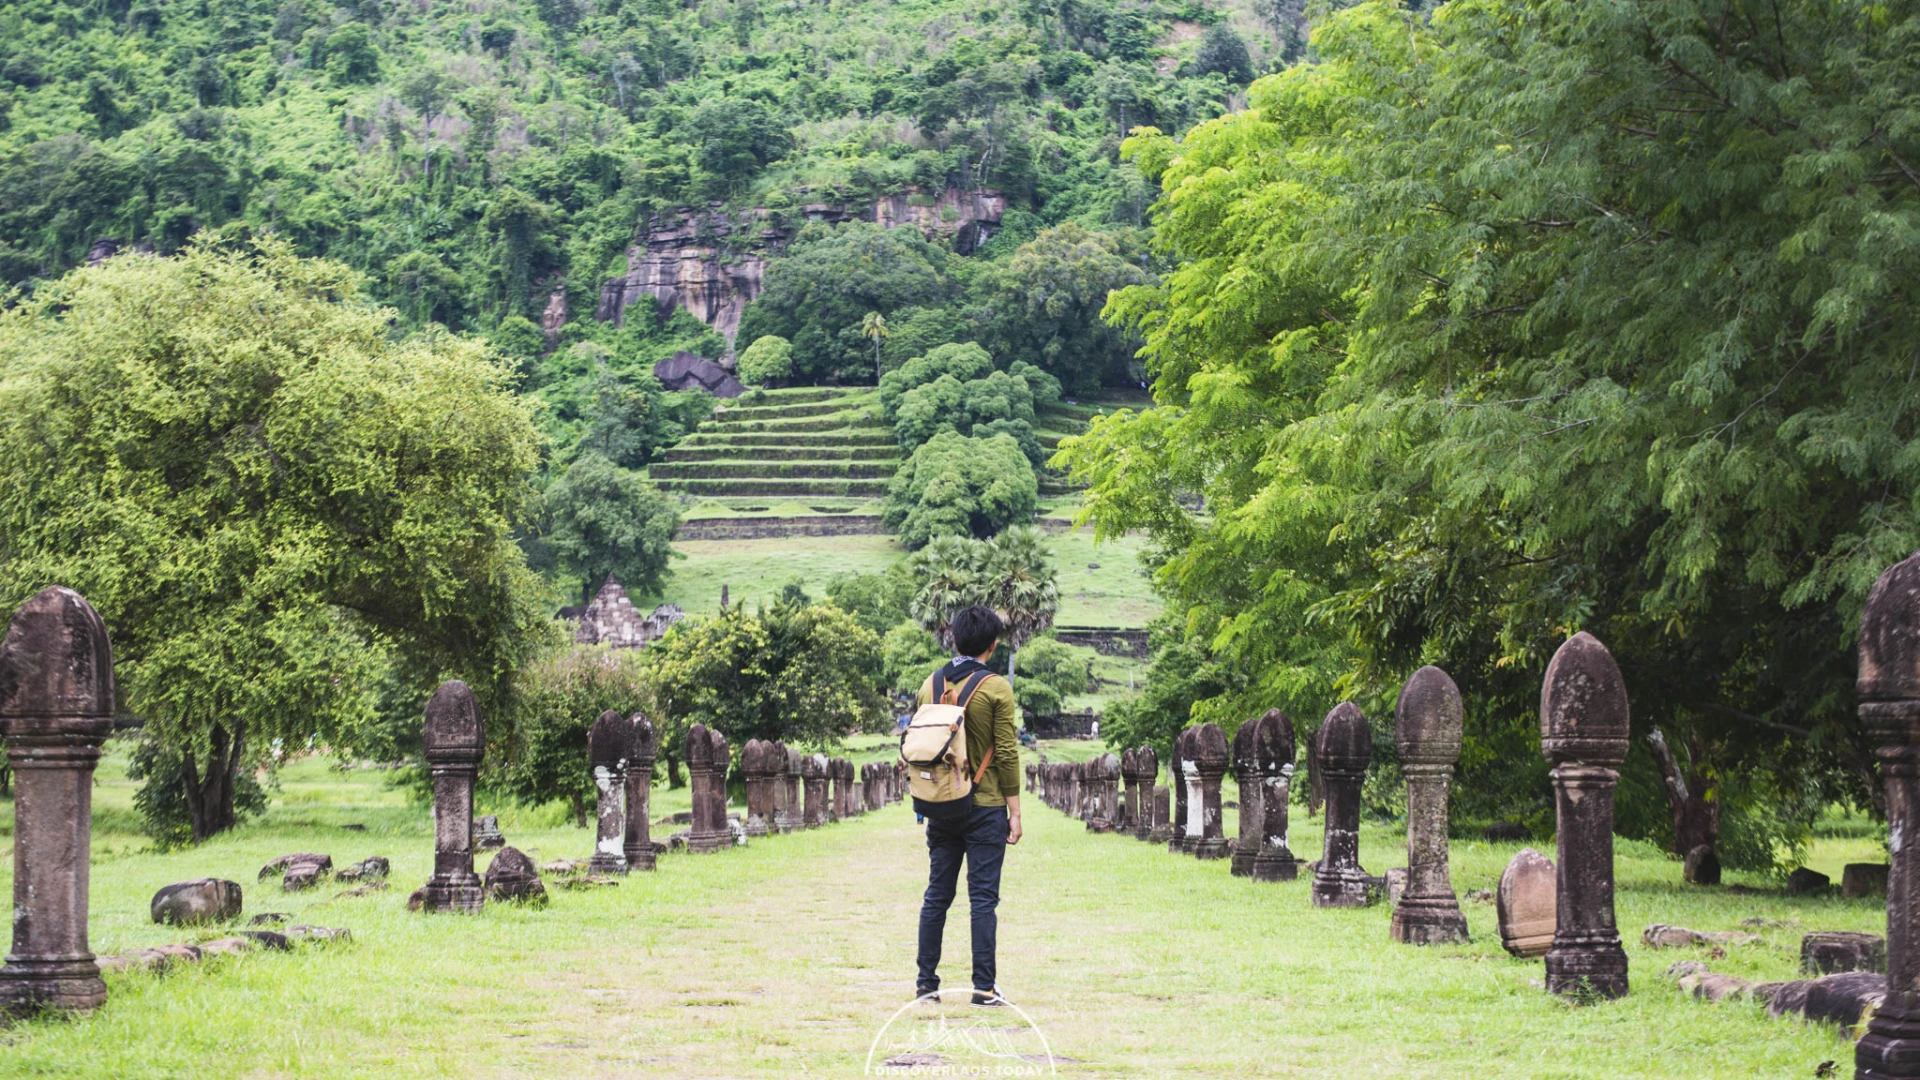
[954,669,992,709]
[930,667,948,705]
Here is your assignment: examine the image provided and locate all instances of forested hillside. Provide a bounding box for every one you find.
[0,0,1292,403]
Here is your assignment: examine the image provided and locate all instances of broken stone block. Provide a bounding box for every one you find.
[1640,924,1761,949]
[1498,848,1557,959]
[238,931,291,950]
[1801,931,1887,975]
[150,879,243,926]
[1769,972,1887,1028]
[483,846,547,906]
[285,926,352,943]
[258,853,332,881]
[1786,867,1831,895]
[333,857,389,883]
[1683,845,1721,886]
[1842,863,1890,898]
[282,859,330,891]
[248,912,290,927]
[472,814,506,849]
[1384,867,1409,907]
[195,937,256,958]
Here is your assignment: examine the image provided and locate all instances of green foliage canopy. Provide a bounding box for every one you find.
[884,431,1038,549]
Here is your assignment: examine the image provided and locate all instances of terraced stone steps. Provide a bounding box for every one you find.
[678,431,898,449]
[698,410,886,435]
[652,459,900,481]
[657,477,890,498]
[712,400,854,422]
[661,444,901,463]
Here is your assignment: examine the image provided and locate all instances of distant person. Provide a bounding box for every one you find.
[903,605,1021,1007]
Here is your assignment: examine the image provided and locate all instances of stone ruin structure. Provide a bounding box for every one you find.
[686,724,732,853]
[625,713,659,871]
[802,753,829,828]
[1149,785,1172,844]
[1497,848,1557,958]
[587,710,631,875]
[1086,753,1120,832]
[0,586,115,1014]
[1231,720,1264,877]
[1251,710,1300,883]
[419,680,486,914]
[473,814,506,849]
[1391,667,1470,945]
[1187,724,1230,860]
[1169,729,1194,854]
[1854,551,1920,1076]
[567,576,684,649]
[1311,702,1371,908]
[1124,748,1158,842]
[834,758,859,819]
[1540,632,1630,999]
[742,739,778,837]
[778,745,805,831]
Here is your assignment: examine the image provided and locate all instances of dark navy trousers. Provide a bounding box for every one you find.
[915,803,1009,993]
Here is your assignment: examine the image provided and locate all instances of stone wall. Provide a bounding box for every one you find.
[676,515,886,541]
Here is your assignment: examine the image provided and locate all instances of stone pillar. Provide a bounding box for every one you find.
[587,709,630,875]
[742,739,776,837]
[892,761,905,803]
[802,753,828,827]
[1191,724,1230,860]
[1230,719,1264,877]
[1026,763,1036,794]
[624,713,657,871]
[686,724,731,853]
[420,680,485,913]
[1149,785,1172,844]
[0,587,114,1014]
[1169,729,1193,853]
[867,763,883,811]
[1134,747,1159,841]
[840,758,861,818]
[777,743,805,831]
[802,749,827,821]
[1859,553,1920,1078]
[1086,753,1119,832]
[1311,702,1370,908]
[1116,750,1137,833]
[1392,666,1469,944]
[1541,631,1630,1000]
[1251,710,1300,882]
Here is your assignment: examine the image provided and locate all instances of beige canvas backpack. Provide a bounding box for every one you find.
[900,666,995,817]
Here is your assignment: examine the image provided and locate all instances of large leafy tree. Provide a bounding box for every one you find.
[1061,0,1920,869]
[544,453,681,607]
[497,642,649,828]
[0,240,549,840]
[883,431,1038,549]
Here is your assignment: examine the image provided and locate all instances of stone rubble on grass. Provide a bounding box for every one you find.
[333,856,389,883]
[1786,867,1832,895]
[482,846,547,906]
[1663,958,1887,1029]
[150,879,243,926]
[558,875,621,890]
[338,881,389,898]
[1842,863,1891,898]
[93,925,347,973]
[248,912,290,926]
[1640,924,1762,949]
[258,853,332,881]
[285,926,352,943]
[473,814,507,849]
[1801,931,1887,975]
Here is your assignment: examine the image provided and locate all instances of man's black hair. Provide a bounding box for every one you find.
[951,605,1005,658]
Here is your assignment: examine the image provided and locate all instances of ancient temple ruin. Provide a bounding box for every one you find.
[564,576,683,649]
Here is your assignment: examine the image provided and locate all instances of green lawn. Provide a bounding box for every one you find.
[0,746,1887,1077]
[642,525,1160,630]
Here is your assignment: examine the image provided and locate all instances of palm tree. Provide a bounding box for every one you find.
[861,310,889,382]
[982,526,1059,687]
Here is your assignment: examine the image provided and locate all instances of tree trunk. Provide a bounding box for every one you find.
[666,752,685,789]
[1006,646,1017,690]
[1308,751,1324,819]
[570,789,587,828]
[1647,727,1720,872]
[182,721,244,843]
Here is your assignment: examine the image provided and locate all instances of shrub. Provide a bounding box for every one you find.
[883,431,1037,549]
[736,334,793,387]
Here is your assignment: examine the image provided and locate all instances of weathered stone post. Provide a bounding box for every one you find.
[1169,729,1193,853]
[1311,702,1371,907]
[1230,719,1264,877]
[419,680,485,913]
[1116,749,1137,833]
[1089,753,1121,832]
[1391,666,1469,944]
[1134,747,1159,841]
[1541,632,1630,1000]
[1251,710,1300,882]
[587,710,631,875]
[802,753,829,827]
[776,743,804,832]
[686,724,731,853]
[1149,785,1172,844]
[624,713,657,871]
[0,587,114,1014]
[1857,553,1920,1078]
[1026,763,1036,794]
[1191,724,1230,860]
[841,758,862,818]
[742,739,776,837]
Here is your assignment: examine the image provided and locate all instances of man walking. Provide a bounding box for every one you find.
[913,605,1022,1007]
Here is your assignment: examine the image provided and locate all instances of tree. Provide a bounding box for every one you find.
[990,223,1151,394]
[0,239,548,841]
[324,23,379,85]
[544,453,680,606]
[861,311,888,383]
[736,334,793,387]
[904,527,1059,682]
[1062,0,1920,870]
[825,566,915,636]
[1188,23,1253,84]
[643,597,887,751]
[497,642,648,826]
[882,619,948,695]
[884,432,1037,550]
[1005,636,1094,717]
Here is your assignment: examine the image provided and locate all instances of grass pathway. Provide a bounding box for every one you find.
[0,748,1888,1078]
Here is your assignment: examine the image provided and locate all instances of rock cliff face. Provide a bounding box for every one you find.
[594,186,1004,346]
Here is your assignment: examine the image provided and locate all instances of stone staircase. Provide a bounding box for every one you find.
[651,388,902,498]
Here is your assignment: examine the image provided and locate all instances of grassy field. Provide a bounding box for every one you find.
[0,742,1888,1078]
[644,527,1159,630]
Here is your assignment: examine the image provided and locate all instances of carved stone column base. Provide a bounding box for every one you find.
[1194,837,1229,860]
[1545,937,1628,999]
[0,958,106,1015]
[1251,853,1301,882]
[420,874,484,914]
[1391,898,1470,945]
[1312,870,1370,908]
[1858,997,1920,1079]
[587,853,629,875]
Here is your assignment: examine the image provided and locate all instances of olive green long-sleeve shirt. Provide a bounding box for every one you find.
[915,670,1021,807]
